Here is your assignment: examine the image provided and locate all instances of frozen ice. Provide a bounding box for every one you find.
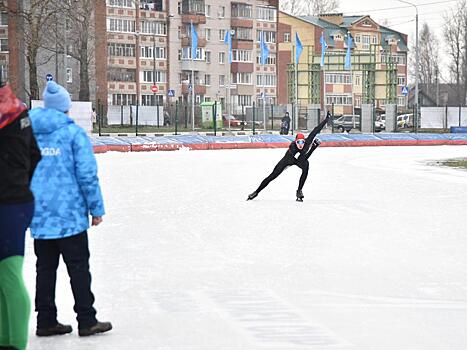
[24,145,467,349]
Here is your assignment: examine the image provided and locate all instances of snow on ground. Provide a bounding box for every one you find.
[25,145,467,350]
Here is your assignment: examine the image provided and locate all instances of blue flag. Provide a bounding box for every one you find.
[345,33,353,69]
[260,31,269,65]
[224,30,232,64]
[295,32,303,64]
[320,32,328,67]
[191,23,198,60]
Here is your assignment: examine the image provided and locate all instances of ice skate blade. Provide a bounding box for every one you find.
[296,198,303,202]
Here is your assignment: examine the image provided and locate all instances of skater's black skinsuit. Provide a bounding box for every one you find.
[254,115,330,195]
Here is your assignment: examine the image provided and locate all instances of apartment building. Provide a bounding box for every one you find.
[278,12,408,115]
[100,0,278,115]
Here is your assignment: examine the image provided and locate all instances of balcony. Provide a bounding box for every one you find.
[181,36,207,47]
[181,14,206,24]
[230,18,253,28]
[180,59,205,71]
[181,0,206,23]
[231,62,254,73]
[181,83,206,95]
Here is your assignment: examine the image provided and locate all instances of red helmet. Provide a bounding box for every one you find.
[295,133,305,140]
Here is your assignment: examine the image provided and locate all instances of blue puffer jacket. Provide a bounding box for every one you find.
[29,108,105,239]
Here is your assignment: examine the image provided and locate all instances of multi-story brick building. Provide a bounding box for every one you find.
[278,12,408,116]
[99,0,279,117]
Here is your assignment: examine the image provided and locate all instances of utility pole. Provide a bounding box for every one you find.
[397,0,419,128]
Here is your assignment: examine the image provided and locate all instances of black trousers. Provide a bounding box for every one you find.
[256,156,309,194]
[34,231,97,329]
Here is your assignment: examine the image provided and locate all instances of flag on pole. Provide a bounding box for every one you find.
[320,32,328,67]
[224,30,232,64]
[345,33,353,70]
[260,31,270,65]
[191,23,198,60]
[295,32,303,64]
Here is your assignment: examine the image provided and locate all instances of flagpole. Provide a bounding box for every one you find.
[294,46,298,133]
[191,20,195,131]
[262,78,266,130]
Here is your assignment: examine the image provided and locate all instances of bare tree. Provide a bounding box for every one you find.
[443,0,466,105]
[61,0,96,101]
[280,0,339,16]
[1,0,59,99]
[409,22,439,85]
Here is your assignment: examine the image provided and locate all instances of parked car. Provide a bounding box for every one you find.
[333,115,361,132]
[223,114,247,128]
[375,114,385,132]
[397,114,412,128]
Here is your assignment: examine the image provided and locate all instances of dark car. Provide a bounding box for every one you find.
[333,115,361,132]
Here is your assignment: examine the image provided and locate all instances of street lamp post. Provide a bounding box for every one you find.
[397,0,418,131]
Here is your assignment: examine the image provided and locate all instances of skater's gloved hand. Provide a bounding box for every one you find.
[92,216,103,226]
[312,138,321,146]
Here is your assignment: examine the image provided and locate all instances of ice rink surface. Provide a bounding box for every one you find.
[25,145,467,350]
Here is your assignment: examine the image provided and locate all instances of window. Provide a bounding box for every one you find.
[284,32,290,42]
[256,74,276,86]
[140,0,163,11]
[232,72,252,85]
[231,3,252,18]
[107,68,136,82]
[219,75,225,86]
[0,39,8,52]
[141,94,163,106]
[66,68,72,83]
[256,52,276,65]
[107,43,135,57]
[219,52,225,63]
[140,46,166,59]
[355,74,361,86]
[219,6,225,17]
[355,97,361,107]
[107,0,134,8]
[232,50,252,62]
[181,0,205,14]
[205,4,211,16]
[204,28,211,40]
[256,30,275,43]
[178,1,182,14]
[142,70,166,83]
[140,21,167,35]
[0,12,7,26]
[381,54,407,65]
[219,29,226,41]
[362,35,370,50]
[257,6,276,21]
[233,27,252,40]
[205,51,211,63]
[397,76,406,86]
[325,73,352,84]
[180,47,205,60]
[204,74,211,85]
[237,95,252,106]
[397,96,406,106]
[326,94,352,105]
[355,34,361,43]
[107,18,136,33]
[111,93,137,106]
[371,35,378,44]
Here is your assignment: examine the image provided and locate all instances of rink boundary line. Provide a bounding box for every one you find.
[92,137,467,154]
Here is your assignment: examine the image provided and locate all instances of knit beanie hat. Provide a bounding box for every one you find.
[43,81,71,113]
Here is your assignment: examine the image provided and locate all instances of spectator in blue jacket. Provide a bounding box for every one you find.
[29,81,112,337]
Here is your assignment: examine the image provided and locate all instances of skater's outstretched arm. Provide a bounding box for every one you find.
[305,115,330,145]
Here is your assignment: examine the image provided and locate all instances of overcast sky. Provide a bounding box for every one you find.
[337,0,458,82]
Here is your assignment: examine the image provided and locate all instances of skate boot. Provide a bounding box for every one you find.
[78,321,112,337]
[247,191,258,201]
[36,322,73,337]
[296,189,304,202]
